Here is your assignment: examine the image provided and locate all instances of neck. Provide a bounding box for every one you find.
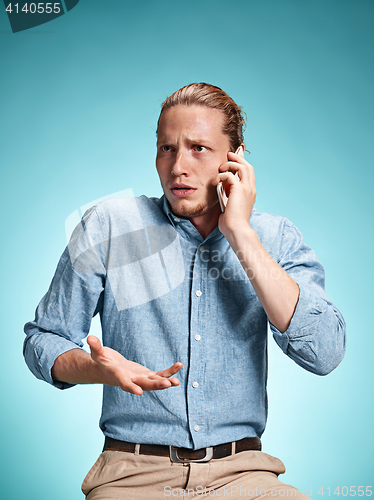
[188,206,221,240]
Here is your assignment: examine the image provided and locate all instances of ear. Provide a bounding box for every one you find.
[235,144,245,157]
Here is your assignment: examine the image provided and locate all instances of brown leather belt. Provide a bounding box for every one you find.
[103,436,261,463]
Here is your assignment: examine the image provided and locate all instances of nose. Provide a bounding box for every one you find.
[171,152,189,177]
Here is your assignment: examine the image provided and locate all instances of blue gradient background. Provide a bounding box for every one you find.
[1,1,373,498]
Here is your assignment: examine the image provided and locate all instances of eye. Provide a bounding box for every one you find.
[193,145,206,152]
[160,145,173,153]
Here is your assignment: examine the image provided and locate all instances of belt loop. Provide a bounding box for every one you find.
[232,441,236,455]
[134,444,140,455]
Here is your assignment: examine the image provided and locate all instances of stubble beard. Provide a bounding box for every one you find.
[168,198,219,219]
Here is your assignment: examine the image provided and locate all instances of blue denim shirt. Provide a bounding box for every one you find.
[24,195,346,449]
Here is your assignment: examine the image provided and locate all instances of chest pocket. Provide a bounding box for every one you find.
[216,277,265,339]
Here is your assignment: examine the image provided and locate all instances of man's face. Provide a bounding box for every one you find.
[156,104,231,223]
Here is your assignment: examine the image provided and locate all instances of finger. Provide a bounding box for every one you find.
[132,375,173,391]
[245,160,255,186]
[223,156,253,184]
[218,163,248,184]
[87,335,104,358]
[227,150,247,163]
[156,362,183,378]
[218,161,243,173]
[212,171,240,187]
[227,152,256,186]
[119,380,144,396]
[168,377,181,386]
[112,370,145,395]
[148,374,181,386]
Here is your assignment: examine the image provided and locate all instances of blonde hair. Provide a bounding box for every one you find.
[157,83,246,151]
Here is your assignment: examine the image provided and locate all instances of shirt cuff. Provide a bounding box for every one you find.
[24,332,84,390]
[269,283,327,355]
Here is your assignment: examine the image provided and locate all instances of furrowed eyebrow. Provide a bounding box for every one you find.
[156,137,214,148]
[186,137,212,145]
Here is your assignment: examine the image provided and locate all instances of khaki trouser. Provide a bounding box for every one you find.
[82,448,312,499]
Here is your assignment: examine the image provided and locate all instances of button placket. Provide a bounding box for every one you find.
[187,245,207,447]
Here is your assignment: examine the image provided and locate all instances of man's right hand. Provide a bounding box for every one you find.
[87,335,182,395]
[51,336,183,396]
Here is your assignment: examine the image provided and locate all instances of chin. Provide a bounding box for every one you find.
[168,198,219,219]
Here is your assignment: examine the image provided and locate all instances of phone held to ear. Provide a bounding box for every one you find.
[217,146,244,212]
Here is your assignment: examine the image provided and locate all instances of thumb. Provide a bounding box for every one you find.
[87,335,103,359]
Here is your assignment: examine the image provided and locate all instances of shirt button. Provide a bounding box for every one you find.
[195,334,201,341]
[192,381,199,388]
[196,290,202,297]
[194,425,200,432]
[174,217,180,222]
[199,246,205,252]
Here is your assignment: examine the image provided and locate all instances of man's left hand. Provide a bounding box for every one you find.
[212,150,256,239]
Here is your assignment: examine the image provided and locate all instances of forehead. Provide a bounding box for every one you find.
[157,105,227,142]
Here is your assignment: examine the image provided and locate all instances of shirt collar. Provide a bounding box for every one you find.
[159,195,224,244]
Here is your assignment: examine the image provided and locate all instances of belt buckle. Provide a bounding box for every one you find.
[169,446,213,463]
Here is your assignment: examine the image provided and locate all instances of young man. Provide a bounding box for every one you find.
[24,83,346,499]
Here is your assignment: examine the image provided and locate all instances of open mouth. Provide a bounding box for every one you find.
[171,185,196,197]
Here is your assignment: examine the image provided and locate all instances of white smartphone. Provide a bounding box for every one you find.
[217,146,244,212]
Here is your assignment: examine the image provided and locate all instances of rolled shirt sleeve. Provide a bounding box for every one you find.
[23,206,106,389]
[269,219,346,375]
